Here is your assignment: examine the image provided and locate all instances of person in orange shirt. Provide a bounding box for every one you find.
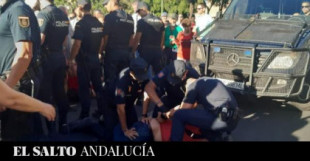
[175,18,194,62]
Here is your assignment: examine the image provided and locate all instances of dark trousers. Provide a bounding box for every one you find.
[139,48,164,75]
[163,47,177,66]
[170,108,217,141]
[104,49,132,93]
[38,53,69,135]
[1,66,43,141]
[77,61,105,119]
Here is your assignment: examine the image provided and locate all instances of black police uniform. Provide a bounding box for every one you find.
[72,14,105,119]
[151,65,199,117]
[0,0,42,141]
[170,77,239,141]
[36,4,70,134]
[137,14,165,74]
[115,68,148,126]
[103,9,134,96]
[112,68,148,141]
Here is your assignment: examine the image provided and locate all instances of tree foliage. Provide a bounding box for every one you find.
[54,0,230,16]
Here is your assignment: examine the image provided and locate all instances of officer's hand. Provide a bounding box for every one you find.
[39,103,56,122]
[0,106,6,112]
[156,112,165,123]
[158,104,169,113]
[124,128,139,140]
[141,116,150,124]
[166,109,175,119]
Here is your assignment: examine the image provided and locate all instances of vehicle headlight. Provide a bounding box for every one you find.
[267,52,298,69]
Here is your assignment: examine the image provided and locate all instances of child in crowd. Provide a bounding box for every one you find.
[175,18,194,62]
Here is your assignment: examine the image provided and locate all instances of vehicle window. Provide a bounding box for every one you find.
[224,0,310,20]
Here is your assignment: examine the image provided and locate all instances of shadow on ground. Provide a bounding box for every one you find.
[232,95,310,141]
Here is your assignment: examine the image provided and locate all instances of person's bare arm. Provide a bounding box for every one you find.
[132,32,142,53]
[117,104,138,140]
[145,80,163,107]
[166,102,194,119]
[160,31,165,50]
[141,92,151,124]
[0,80,56,121]
[69,39,81,62]
[5,41,33,88]
[40,33,46,45]
[102,35,109,52]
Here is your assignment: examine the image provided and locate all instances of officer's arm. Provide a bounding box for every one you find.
[0,80,56,121]
[116,104,128,132]
[99,37,105,55]
[132,32,142,53]
[145,80,163,107]
[161,31,165,50]
[40,34,46,45]
[166,102,194,119]
[180,102,195,109]
[5,41,33,88]
[102,35,109,52]
[69,39,82,61]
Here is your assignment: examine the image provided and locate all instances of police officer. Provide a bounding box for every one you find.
[36,0,70,135]
[113,57,149,141]
[0,0,43,140]
[102,0,134,96]
[69,0,105,119]
[144,60,199,119]
[169,77,239,141]
[132,1,165,75]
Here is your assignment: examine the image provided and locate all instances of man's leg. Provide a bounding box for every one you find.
[90,65,105,116]
[52,66,70,130]
[170,109,216,141]
[77,64,91,119]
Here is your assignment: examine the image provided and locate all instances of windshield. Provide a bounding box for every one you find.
[224,0,310,21]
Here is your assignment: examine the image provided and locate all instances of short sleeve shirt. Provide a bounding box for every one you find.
[0,0,41,74]
[72,15,103,62]
[152,66,200,100]
[103,9,134,52]
[115,68,148,106]
[37,5,69,52]
[183,77,238,111]
[137,14,165,49]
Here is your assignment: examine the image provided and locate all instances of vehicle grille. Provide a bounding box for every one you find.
[209,47,253,74]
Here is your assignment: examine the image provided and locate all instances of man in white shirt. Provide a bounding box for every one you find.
[195,3,213,39]
[131,0,141,33]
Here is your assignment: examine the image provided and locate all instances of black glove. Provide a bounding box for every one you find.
[160,113,168,120]
[158,105,169,113]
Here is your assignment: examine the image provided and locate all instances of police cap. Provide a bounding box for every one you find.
[77,0,91,5]
[130,57,149,81]
[167,60,187,85]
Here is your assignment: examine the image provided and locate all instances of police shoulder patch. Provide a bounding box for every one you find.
[18,16,30,28]
[38,18,44,27]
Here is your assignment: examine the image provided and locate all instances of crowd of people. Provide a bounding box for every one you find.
[0,0,239,142]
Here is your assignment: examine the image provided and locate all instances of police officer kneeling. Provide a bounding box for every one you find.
[168,77,239,141]
[113,57,150,141]
[144,60,199,118]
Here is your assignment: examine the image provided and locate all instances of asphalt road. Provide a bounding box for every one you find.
[66,95,310,142]
[232,96,310,141]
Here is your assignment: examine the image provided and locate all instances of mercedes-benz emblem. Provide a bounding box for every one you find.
[227,53,240,66]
